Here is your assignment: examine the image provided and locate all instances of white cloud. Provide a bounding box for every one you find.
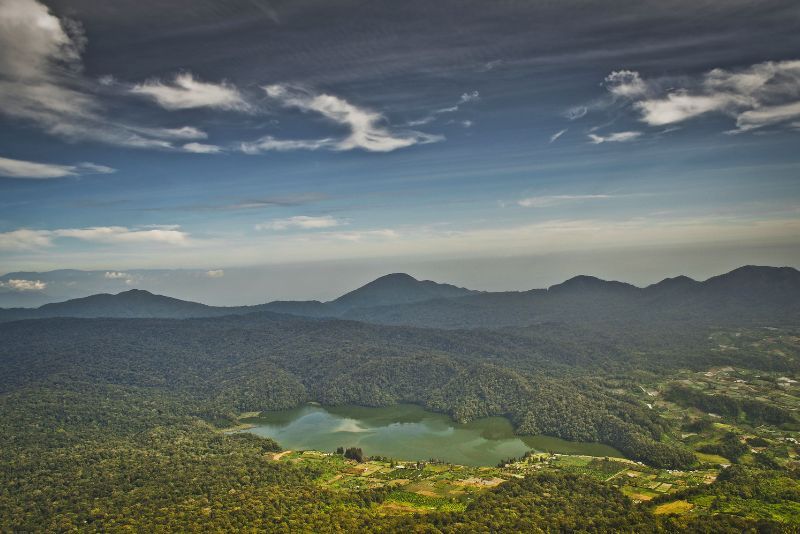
[0,279,47,291]
[517,194,613,208]
[459,90,480,104]
[0,0,222,150]
[0,156,115,179]
[605,70,647,98]
[183,142,223,154]
[636,92,742,126]
[408,91,480,126]
[0,229,53,250]
[245,85,443,153]
[76,162,116,174]
[241,136,334,153]
[324,229,399,242]
[0,226,190,250]
[53,226,189,245]
[549,129,567,143]
[0,0,83,81]
[104,271,130,279]
[564,106,588,120]
[588,131,641,144]
[600,60,800,132]
[130,73,249,111]
[735,100,800,131]
[205,269,225,278]
[146,126,208,140]
[256,215,342,231]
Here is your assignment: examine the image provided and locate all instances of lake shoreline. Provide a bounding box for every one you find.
[241,402,623,466]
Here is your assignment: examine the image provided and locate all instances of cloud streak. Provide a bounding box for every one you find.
[0,156,115,179]
[256,215,342,231]
[588,131,641,144]
[549,129,567,143]
[517,194,613,208]
[182,142,223,154]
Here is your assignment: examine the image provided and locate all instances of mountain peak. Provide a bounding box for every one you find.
[332,273,474,309]
[548,275,637,294]
[645,275,698,292]
[117,288,155,296]
[371,273,418,284]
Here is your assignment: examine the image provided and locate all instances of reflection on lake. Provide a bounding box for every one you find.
[243,403,622,466]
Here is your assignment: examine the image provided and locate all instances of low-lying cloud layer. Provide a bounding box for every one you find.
[0,226,189,250]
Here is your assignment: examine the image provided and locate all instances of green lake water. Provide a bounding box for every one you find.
[243,403,622,466]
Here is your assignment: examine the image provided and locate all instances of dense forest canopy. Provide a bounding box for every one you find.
[1,266,798,531]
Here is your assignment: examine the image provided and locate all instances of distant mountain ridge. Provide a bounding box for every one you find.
[0,266,798,328]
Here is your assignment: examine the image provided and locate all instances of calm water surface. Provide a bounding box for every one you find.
[244,403,622,466]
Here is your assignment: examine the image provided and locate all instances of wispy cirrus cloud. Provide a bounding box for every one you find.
[323,229,399,242]
[517,194,614,208]
[549,129,567,143]
[407,91,480,126]
[242,85,443,153]
[256,215,342,231]
[130,73,250,111]
[0,156,115,179]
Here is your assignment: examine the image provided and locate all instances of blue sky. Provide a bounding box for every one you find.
[0,0,799,303]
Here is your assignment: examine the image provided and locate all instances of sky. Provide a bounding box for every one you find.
[0,0,799,304]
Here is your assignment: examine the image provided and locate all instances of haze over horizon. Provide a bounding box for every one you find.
[1,0,799,304]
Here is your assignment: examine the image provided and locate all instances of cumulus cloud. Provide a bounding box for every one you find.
[241,85,443,153]
[130,73,249,111]
[104,271,130,279]
[0,156,115,179]
[182,142,223,154]
[0,226,189,250]
[517,194,613,208]
[601,59,800,132]
[0,279,47,291]
[256,215,342,231]
[588,131,641,144]
[205,269,225,278]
